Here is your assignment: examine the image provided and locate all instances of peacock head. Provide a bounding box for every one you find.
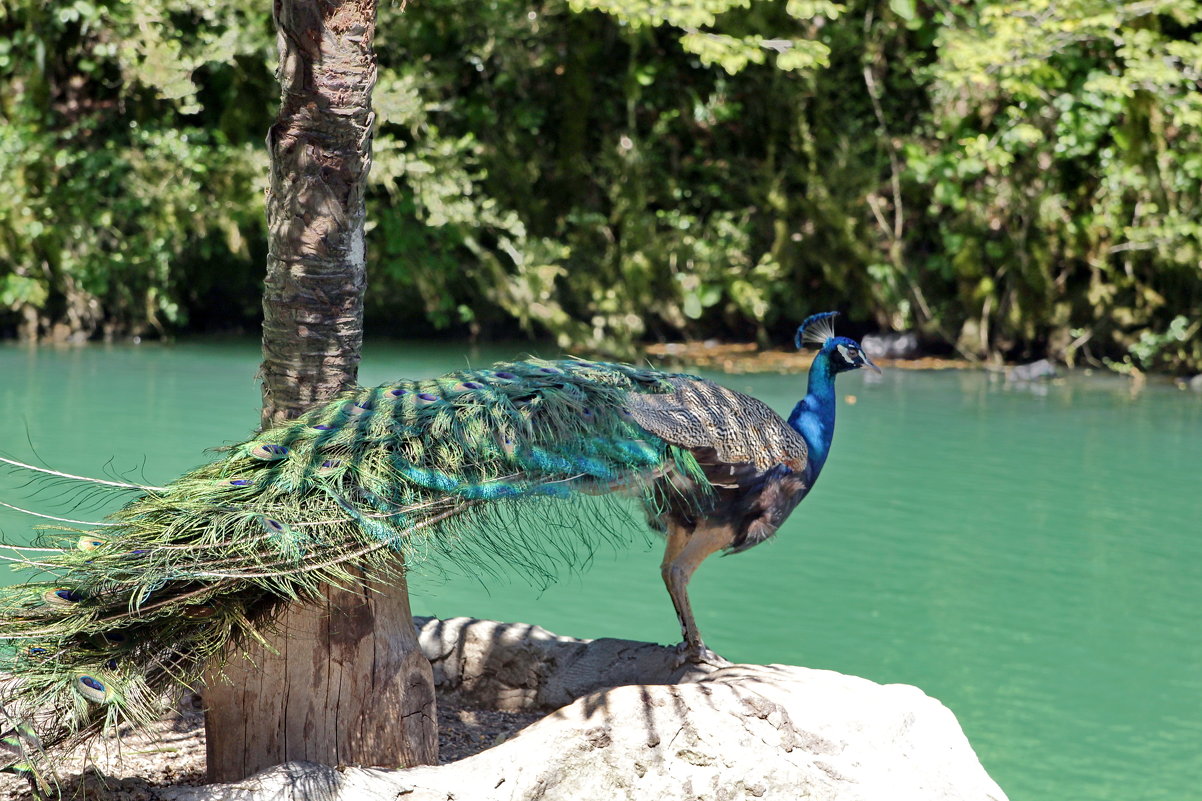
[795,312,881,375]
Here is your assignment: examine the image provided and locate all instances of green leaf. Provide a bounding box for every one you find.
[889,0,916,22]
[0,275,49,309]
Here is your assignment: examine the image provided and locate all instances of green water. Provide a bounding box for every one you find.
[1,340,1199,801]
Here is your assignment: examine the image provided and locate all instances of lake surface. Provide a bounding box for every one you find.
[0,339,1198,801]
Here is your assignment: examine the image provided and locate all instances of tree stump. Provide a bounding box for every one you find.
[204,576,437,782]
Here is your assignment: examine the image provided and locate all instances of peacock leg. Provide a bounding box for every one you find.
[660,521,734,665]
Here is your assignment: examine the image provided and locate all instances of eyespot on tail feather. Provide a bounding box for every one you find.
[73,673,115,704]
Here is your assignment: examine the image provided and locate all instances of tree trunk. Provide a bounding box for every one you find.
[203,0,437,781]
[258,0,370,426]
[204,578,436,781]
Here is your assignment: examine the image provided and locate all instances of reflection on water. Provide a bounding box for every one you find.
[0,339,1199,801]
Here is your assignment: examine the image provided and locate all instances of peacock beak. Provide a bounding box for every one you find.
[861,355,882,374]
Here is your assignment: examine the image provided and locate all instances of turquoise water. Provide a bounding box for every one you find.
[0,340,1199,801]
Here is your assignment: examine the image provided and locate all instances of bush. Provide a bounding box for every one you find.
[1,0,1198,371]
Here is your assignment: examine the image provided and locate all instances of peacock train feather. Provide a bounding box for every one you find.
[0,325,879,780]
[0,359,706,772]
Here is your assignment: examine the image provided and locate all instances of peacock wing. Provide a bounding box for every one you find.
[623,377,808,474]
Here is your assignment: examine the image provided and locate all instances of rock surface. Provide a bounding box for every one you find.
[414,616,724,711]
[163,617,1008,801]
[1007,358,1058,382]
[861,331,922,360]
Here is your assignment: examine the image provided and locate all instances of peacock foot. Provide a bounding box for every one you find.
[674,639,727,668]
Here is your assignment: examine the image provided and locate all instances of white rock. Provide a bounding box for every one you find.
[164,618,1008,801]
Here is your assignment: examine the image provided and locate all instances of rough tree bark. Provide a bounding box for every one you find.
[203,0,437,782]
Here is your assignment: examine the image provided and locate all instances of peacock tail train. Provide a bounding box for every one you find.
[0,357,714,778]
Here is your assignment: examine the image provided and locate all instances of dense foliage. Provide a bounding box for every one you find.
[0,0,1199,371]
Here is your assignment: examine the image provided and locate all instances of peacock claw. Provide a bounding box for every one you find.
[674,640,727,668]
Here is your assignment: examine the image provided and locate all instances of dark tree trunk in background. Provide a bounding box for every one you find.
[204,0,438,781]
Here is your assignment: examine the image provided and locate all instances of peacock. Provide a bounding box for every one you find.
[0,311,877,781]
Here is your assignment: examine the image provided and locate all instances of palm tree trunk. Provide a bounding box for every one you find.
[203,0,437,781]
[259,0,369,427]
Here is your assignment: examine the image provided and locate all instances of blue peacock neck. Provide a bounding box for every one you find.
[787,349,838,485]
